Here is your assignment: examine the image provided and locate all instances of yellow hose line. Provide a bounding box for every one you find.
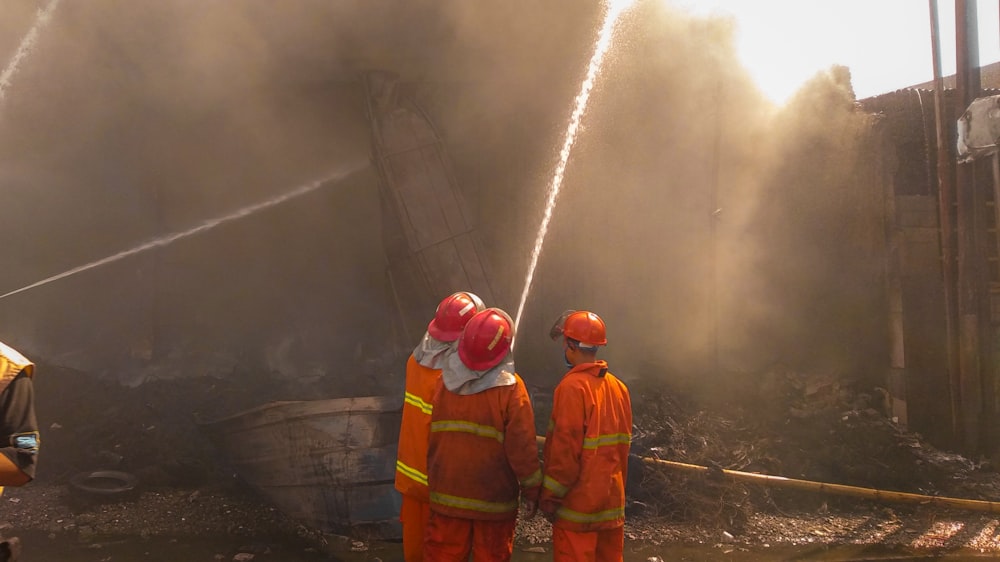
[535,435,1000,513]
[639,456,1000,514]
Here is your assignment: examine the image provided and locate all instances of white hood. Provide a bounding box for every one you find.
[412,332,454,369]
[440,350,516,395]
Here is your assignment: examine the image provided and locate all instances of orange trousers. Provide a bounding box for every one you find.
[400,495,431,562]
[552,525,625,562]
[424,511,517,562]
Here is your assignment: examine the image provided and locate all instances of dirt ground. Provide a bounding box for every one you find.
[9,363,1000,559]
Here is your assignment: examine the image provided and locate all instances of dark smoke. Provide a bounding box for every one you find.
[0,1,887,401]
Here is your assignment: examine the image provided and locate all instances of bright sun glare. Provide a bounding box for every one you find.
[669,0,1000,105]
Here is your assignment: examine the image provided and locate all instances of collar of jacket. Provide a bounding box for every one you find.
[413,331,454,369]
[565,360,609,378]
[441,350,516,395]
[0,342,33,395]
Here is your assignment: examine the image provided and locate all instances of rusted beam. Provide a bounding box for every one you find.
[954,0,985,455]
[929,0,960,443]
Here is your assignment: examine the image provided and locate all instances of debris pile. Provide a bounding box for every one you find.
[33,362,392,487]
[627,367,995,529]
[31,360,1000,550]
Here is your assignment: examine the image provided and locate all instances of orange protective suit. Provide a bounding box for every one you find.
[395,353,443,561]
[541,360,631,562]
[425,373,541,561]
[424,513,517,562]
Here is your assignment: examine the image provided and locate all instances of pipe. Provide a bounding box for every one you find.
[929,0,960,442]
[534,436,1000,514]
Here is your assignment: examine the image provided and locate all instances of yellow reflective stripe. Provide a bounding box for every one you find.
[404,392,433,415]
[557,505,625,524]
[582,433,631,450]
[430,491,518,514]
[520,469,542,488]
[547,419,554,432]
[543,475,570,498]
[430,420,504,443]
[396,460,428,486]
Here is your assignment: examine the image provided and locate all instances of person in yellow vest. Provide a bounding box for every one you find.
[395,292,485,562]
[0,340,41,562]
[0,342,39,489]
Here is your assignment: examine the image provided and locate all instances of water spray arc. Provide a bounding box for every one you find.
[0,165,366,301]
[0,0,60,101]
[512,0,634,339]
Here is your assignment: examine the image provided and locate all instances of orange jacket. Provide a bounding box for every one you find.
[395,354,442,500]
[541,361,632,532]
[427,373,541,521]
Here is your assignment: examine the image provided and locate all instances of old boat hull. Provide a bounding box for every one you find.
[199,395,403,539]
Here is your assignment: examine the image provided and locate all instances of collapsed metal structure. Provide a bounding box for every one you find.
[363,71,498,350]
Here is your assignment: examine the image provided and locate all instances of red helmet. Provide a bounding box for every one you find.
[458,308,514,371]
[562,311,607,347]
[427,292,485,342]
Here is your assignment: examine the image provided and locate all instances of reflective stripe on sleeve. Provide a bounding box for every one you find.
[430,491,518,514]
[404,392,433,415]
[430,420,504,443]
[395,460,428,486]
[582,432,631,450]
[542,474,570,498]
[520,468,542,488]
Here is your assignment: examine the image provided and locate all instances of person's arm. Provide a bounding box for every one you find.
[504,378,541,502]
[0,372,38,485]
[540,381,586,516]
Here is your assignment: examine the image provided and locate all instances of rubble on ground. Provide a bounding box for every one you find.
[22,363,1000,556]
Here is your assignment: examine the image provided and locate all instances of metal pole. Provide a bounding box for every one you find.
[929,0,961,445]
[955,0,984,454]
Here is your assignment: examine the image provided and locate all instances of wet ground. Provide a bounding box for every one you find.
[19,364,1000,560]
[11,531,1000,561]
[7,481,1000,561]
[9,531,328,562]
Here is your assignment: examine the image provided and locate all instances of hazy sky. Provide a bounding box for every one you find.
[670,0,1000,103]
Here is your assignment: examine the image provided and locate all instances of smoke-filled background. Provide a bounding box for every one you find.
[0,0,887,399]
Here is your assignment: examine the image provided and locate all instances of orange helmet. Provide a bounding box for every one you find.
[560,310,607,347]
[458,308,514,371]
[427,291,485,342]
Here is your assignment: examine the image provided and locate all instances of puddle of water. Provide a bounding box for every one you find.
[11,531,330,562]
[14,531,995,562]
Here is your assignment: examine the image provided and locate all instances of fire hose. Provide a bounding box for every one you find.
[534,436,1000,514]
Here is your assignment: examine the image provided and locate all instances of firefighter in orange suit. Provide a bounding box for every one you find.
[541,311,632,562]
[424,308,541,562]
[395,292,485,562]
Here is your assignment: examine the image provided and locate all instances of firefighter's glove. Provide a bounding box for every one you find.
[540,499,560,523]
[520,499,538,520]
